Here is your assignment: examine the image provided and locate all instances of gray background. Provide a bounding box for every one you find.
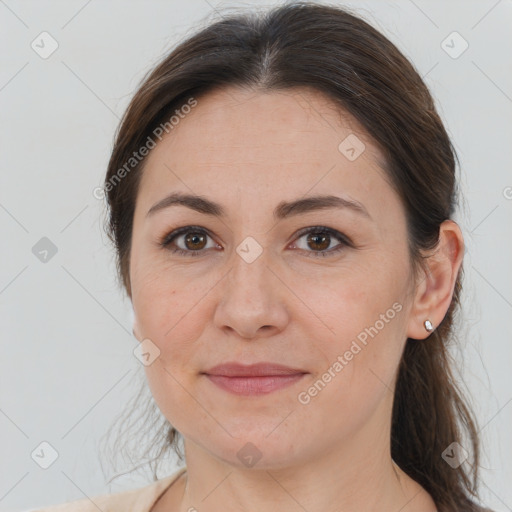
[1,0,511,510]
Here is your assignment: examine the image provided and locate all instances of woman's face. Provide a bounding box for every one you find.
[130,86,418,469]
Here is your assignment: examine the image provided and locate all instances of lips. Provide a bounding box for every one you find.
[202,362,308,396]
[203,362,307,377]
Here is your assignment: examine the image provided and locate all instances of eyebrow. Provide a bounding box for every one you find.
[146,192,371,221]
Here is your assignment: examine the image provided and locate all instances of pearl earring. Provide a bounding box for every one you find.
[424,319,434,332]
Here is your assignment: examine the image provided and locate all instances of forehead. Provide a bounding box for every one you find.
[147,86,384,165]
[136,86,400,223]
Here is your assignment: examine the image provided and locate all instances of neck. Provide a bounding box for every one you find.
[175,412,435,512]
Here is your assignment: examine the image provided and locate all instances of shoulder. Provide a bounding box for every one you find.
[31,468,186,512]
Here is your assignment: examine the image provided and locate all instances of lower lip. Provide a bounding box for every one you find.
[205,374,307,396]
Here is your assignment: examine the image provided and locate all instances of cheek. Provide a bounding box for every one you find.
[143,362,201,438]
[291,263,407,399]
[290,257,405,342]
[132,262,215,368]
[296,306,406,440]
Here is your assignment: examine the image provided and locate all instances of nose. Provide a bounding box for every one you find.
[213,248,290,340]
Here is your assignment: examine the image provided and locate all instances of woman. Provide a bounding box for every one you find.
[37,2,493,511]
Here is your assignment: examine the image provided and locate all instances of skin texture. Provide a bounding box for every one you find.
[130,86,463,512]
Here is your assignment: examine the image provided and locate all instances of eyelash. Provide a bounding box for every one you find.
[159,225,352,258]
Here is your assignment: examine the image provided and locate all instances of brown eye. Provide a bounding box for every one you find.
[184,232,207,250]
[161,225,351,258]
[306,232,331,251]
[160,226,219,257]
[293,227,352,258]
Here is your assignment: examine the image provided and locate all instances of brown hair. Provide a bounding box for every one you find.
[101,3,491,511]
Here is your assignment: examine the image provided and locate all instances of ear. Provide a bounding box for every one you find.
[406,220,464,340]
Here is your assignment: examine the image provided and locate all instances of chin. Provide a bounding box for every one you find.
[199,425,308,471]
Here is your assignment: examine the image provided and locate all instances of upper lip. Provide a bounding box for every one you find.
[203,362,308,377]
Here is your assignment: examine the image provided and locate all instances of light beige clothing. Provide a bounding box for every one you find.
[32,467,186,511]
